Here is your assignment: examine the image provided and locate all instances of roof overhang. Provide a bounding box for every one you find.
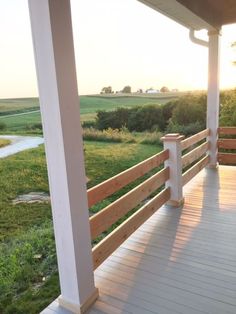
[138,0,236,31]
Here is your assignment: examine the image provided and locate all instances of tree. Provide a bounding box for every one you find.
[100,86,113,94]
[160,86,170,93]
[122,86,131,93]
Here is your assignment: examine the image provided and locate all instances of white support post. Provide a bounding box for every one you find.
[28,1,98,313]
[161,134,184,207]
[207,29,221,167]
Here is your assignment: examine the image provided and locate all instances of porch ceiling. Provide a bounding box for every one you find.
[138,0,236,30]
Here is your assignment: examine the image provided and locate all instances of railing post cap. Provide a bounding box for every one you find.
[161,133,185,142]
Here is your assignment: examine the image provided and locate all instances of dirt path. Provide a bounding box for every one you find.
[0,135,44,158]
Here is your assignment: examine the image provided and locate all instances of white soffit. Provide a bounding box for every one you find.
[138,0,216,30]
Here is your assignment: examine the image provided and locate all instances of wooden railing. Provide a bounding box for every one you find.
[181,129,210,186]
[218,127,236,165]
[89,149,170,269]
[89,129,213,270]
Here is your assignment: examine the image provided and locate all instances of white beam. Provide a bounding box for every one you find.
[207,30,221,167]
[28,0,98,313]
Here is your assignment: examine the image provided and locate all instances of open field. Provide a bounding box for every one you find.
[0,93,183,130]
[0,140,161,314]
[0,98,39,115]
[1,111,42,132]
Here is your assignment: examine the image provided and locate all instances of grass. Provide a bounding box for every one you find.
[0,98,39,115]
[0,146,50,241]
[83,127,163,145]
[79,94,178,121]
[1,111,42,132]
[0,139,11,148]
[0,140,161,313]
[0,94,179,131]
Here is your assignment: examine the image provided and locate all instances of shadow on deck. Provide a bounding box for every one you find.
[89,166,236,314]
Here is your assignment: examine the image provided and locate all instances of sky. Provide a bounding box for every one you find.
[0,0,235,98]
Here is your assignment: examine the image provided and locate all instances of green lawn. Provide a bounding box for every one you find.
[0,140,161,314]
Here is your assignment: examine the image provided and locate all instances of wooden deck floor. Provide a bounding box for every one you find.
[88,166,236,314]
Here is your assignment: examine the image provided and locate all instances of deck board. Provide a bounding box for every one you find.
[88,166,236,314]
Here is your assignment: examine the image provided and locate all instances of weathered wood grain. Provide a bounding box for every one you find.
[92,188,170,269]
[218,153,236,164]
[218,127,236,135]
[87,149,169,207]
[181,129,209,151]
[182,141,209,169]
[90,167,169,239]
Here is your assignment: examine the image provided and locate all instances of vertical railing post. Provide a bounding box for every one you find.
[207,29,221,167]
[161,133,184,207]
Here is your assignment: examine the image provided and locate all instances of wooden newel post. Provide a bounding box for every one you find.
[161,133,184,207]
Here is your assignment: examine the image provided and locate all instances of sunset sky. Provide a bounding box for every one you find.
[0,0,236,98]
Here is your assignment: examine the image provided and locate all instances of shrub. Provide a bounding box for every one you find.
[220,90,236,126]
[26,123,43,130]
[161,100,177,128]
[0,122,6,131]
[170,94,206,126]
[83,127,136,143]
[127,105,164,132]
[139,131,163,145]
[82,120,97,129]
[96,104,166,132]
[167,120,204,136]
[96,107,130,130]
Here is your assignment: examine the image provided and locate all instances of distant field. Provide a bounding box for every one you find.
[0,98,39,115]
[0,93,183,131]
[1,111,42,131]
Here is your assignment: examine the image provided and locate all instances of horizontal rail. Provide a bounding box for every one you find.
[182,155,210,186]
[92,187,170,270]
[182,141,209,169]
[87,149,169,207]
[218,127,236,135]
[218,139,236,150]
[218,153,236,165]
[90,167,169,239]
[181,129,210,151]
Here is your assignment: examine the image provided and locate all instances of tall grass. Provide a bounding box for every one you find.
[0,139,10,148]
[83,127,162,145]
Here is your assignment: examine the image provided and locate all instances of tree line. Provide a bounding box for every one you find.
[89,89,236,136]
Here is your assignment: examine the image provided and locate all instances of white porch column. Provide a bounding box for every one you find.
[207,30,221,167]
[161,133,184,207]
[28,1,98,313]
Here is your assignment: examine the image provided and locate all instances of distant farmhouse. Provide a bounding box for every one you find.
[145,88,160,94]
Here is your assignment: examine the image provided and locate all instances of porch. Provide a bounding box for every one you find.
[26,1,236,313]
[43,164,236,314]
[92,166,236,314]
[41,128,236,314]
